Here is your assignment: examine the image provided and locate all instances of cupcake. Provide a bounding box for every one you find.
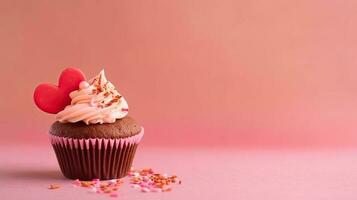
[34,68,144,180]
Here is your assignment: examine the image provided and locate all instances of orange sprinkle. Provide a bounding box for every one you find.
[100,183,109,188]
[81,181,93,187]
[48,184,61,189]
[103,189,112,193]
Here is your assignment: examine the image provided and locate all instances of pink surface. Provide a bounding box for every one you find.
[1,145,357,200]
[1,0,357,148]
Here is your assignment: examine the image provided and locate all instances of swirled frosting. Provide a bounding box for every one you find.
[56,70,129,124]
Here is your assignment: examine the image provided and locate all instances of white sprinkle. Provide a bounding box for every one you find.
[89,187,97,193]
[151,188,162,192]
[141,187,150,193]
[94,182,101,188]
[131,184,141,189]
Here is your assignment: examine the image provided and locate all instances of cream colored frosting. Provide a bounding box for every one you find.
[56,70,129,124]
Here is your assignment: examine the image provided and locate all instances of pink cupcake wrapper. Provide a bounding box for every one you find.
[49,128,144,180]
[49,128,144,150]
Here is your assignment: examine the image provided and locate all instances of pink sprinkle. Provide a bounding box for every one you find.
[131,184,141,189]
[140,182,148,187]
[110,193,118,197]
[122,108,129,111]
[141,187,150,193]
[151,188,162,192]
[89,187,97,193]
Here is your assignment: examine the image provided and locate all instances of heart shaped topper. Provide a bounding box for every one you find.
[34,68,86,114]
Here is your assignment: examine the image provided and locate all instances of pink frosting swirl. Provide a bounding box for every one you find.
[56,70,129,124]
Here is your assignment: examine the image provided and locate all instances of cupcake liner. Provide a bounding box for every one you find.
[49,128,144,180]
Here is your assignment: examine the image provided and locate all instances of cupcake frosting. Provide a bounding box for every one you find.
[56,70,129,124]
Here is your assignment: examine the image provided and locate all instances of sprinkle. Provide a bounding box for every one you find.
[110,193,118,197]
[72,179,122,197]
[94,182,101,188]
[151,188,162,192]
[72,179,81,186]
[141,187,150,192]
[128,167,181,193]
[89,187,97,193]
[143,176,150,181]
[103,189,112,193]
[51,167,180,196]
[81,181,93,187]
[100,183,109,188]
[131,184,141,189]
[48,184,61,189]
[163,188,172,192]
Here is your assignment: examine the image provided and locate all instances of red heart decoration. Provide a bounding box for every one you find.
[34,68,86,114]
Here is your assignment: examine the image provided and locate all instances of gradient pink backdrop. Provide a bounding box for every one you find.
[1,0,357,148]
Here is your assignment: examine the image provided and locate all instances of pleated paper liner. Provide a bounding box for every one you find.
[49,128,144,180]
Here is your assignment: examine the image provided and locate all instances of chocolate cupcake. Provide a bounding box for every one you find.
[34,68,144,180]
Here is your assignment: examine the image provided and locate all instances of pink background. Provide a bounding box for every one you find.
[1,0,357,148]
[2,1,357,199]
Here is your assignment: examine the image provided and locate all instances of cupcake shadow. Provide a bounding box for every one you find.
[3,168,64,181]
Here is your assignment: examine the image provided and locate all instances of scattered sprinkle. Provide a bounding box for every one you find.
[49,167,181,196]
[128,167,181,193]
[48,184,61,189]
[71,178,123,197]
